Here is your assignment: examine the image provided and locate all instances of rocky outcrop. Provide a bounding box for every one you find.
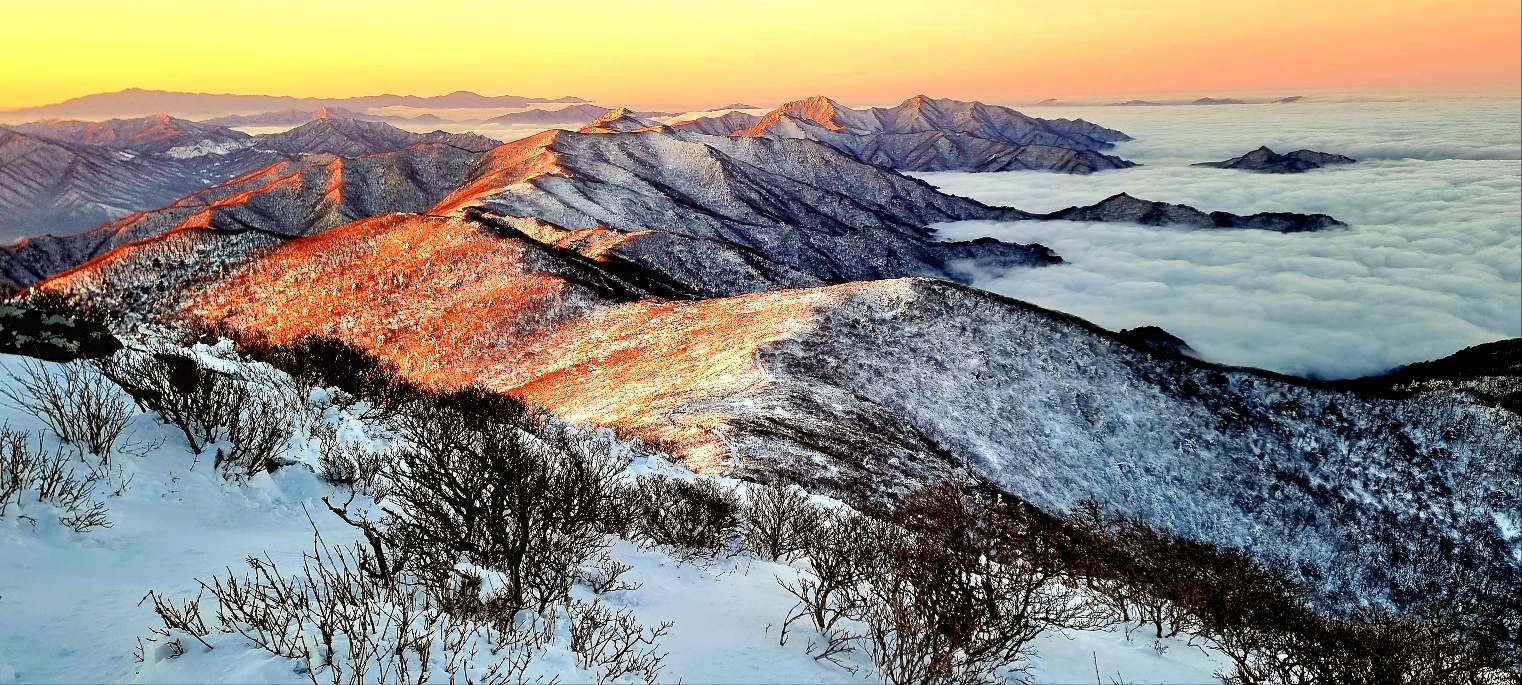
[674,95,1136,173]
[1194,146,1356,173]
[1044,193,1346,232]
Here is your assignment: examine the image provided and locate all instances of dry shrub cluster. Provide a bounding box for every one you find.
[1065,501,1521,685]
[145,383,671,684]
[2,358,133,462]
[97,346,295,478]
[0,426,110,531]
[624,474,743,560]
[230,333,416,420]
[773,483,1100,684]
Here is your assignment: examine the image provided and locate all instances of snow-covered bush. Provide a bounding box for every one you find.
[237,333,414,420]
[97,346,295,477]
[781,484,1106,683]
[146,536,568,685]
[2,358,132,462]
[376,387,629,615]
[0,426,109,531]
[626,474,743,560]
[740,483,823,562]
[311,422,386,493]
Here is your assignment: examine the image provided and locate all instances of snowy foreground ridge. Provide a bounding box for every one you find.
[0,344,1228,684]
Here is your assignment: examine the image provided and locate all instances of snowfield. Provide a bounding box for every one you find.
[0,347,1229,684]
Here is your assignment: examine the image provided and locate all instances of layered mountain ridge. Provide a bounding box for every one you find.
[152,211,1518,614]
[18,106,1514,621]
[673,95,1137,173]
[0,116,498,241]
[0,88,586,122]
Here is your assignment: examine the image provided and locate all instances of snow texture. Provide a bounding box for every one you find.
[0,348,1228,684]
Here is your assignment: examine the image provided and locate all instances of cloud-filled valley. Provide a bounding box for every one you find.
[920,97,1521,379]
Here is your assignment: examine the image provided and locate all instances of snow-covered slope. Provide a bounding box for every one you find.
[165,210,1520,614]
[0,348,1229,684]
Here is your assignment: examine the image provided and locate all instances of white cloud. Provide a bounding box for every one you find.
[918,97,1521,379]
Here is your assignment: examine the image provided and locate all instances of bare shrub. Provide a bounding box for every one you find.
[741,483,824,562]
[2,358,132,462]
[0,426,110,531]
[173,535,547,685]
[627,474,743,560]
[780,484,1102,684]
[856,485,1103,685]
[377,387,628,615]
[578,552,640,594]
[97,347,294,477]
[312,423,385,493]
[234,334,415,420]
[566,599,671,685]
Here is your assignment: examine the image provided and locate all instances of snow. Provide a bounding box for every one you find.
[0,348,1229,683]
[162,139,251,159]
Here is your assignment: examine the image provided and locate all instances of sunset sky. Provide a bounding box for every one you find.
[3,0,1518,110]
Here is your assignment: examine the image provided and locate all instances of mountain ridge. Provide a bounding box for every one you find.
[675,95,1137,173]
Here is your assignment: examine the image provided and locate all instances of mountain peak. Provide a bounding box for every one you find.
[578,108,666,134]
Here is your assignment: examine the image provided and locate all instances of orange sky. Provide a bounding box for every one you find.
[2,0,1517,110]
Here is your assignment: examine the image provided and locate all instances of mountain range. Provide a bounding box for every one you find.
[0,88,586,123]
[199,106,449,127]
[1195,146,1358,173]
[14,99,1516,622]
[673,95,1136,173]
[0,116,496,240]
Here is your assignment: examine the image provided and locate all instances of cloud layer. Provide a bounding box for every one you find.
[919,98,1521,379]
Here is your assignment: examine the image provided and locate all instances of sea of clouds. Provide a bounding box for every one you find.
[919,96,1521,379]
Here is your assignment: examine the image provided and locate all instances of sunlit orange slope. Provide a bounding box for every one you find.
[179,212,866,470]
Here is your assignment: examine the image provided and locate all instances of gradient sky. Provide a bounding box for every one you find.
[2,0,1518,110]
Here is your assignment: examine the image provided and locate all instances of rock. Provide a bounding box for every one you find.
[1116,325,1193,355]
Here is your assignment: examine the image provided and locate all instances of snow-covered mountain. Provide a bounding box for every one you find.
[674,95,1137,173]
[151,211,1518,614]
[0,116,498,243]
[1,143,482,291]
[13,115,1345,296]
[9,114,251,155]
